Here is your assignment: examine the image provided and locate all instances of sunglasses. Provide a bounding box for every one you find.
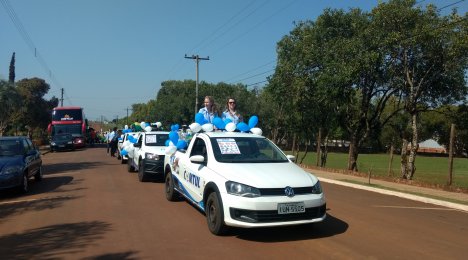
[228,101,236,104]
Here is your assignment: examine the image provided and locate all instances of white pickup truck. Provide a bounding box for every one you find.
[127,131,170,182]
[163,131,326,235]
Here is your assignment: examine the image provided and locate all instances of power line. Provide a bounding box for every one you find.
[225,59,276,82]
[1,0,64,93]
[162,1,266,81]
[231,69,275,84]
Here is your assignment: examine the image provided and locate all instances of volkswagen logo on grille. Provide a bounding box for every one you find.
[284,186,295,197]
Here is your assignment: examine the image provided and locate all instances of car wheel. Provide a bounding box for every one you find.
[127,158,135,172]
[18,173,29,193]
[165,173,178,201]
[34,165,43,182]
[206,192,228,235]
[138,160,147,182]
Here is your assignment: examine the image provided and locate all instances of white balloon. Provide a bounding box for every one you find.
[156,122,162,128]
[250,127,263,136]
[145,126,152,132]
[127,149,134,158]
[189,123,202,133]
[165,145,177,155]
[124,124,129,130]
[201,123,214,132]
[140,121,146,127]
[225,122,236,132]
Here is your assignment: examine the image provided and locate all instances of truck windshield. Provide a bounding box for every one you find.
[145,134,169,146]
[210,137,289,163]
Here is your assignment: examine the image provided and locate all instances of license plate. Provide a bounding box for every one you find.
[59,145,65,148]
[277,202,305,214]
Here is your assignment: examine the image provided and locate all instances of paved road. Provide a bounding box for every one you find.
[1,146,467,259]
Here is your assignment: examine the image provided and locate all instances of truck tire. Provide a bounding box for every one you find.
[206,192,228,235]
[127,158,135,172]
[138,160,147,182]
[165,173,178,201]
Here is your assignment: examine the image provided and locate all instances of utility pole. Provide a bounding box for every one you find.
[60,88,64,107]
[185,54,209,116]
[125,107,133,126]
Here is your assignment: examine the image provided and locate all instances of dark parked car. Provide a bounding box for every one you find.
[0,136,43,193]
[50,133,75,152]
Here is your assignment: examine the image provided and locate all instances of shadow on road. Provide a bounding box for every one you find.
[234,213,348,242]
[0,175,75,199]
[81,251,139,260]
[44,161,107,175]
[0,195,81,220]
[0,221,112,259]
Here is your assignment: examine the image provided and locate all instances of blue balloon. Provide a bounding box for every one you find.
[176,140,188,150]
[237,122,250,132]
[213,117,225,130]
[128,135,137,143]
[169,131,179,145]
[224,118,232,124]
[165,139,170,147]
[121,149,128,156]
[195,113,206,125]
[118,137,122,141]
[174,124,180,131]
[248,115,259,128]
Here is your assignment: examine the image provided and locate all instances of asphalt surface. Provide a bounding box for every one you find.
[0,145,464,259]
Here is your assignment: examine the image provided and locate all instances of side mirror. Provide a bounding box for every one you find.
[133,143,141,148]
[286,155,296,162]
[190,155,205,164]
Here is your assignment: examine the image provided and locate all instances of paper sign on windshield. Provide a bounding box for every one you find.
[217,138,241,154]
[145,135,157,144]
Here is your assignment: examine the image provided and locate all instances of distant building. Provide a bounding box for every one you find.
[417,139,446,154]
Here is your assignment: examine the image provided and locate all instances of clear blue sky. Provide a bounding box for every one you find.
[1,0,466,120]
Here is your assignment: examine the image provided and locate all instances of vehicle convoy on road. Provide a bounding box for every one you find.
[0,136,43,193]
[163,131,326,235]
[118,132,140,164]
[127,131,170,182]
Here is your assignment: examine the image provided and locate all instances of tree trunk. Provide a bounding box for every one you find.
[400,139,408,179]
[407,113,418,180]
[321,135,328,167]
[299,140,309,164]
[316,128,321,167]
[292,133,297,154]
[387,143,394,176]
[347,138,359,171]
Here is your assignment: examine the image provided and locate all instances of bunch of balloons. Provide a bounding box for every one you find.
[165,124,188,155]
[188,113,262,135]
[119,133,139,158]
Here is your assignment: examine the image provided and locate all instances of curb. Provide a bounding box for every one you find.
[318,177,468,213]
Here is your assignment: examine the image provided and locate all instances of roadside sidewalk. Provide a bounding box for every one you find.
[302,166,468,213]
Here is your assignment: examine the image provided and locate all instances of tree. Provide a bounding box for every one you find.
[375,0,468,179]
[14,78,58,138]
[0,80,21,136]
[9,52,15,83]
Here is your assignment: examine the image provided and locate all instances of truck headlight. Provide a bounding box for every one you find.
[311,180,322,194]
[145,153,160,160]
[226,181,260,198]
[51,142,56,146]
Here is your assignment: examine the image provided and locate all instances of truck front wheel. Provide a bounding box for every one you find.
[206,192,228,235]
[165,173,178,201]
